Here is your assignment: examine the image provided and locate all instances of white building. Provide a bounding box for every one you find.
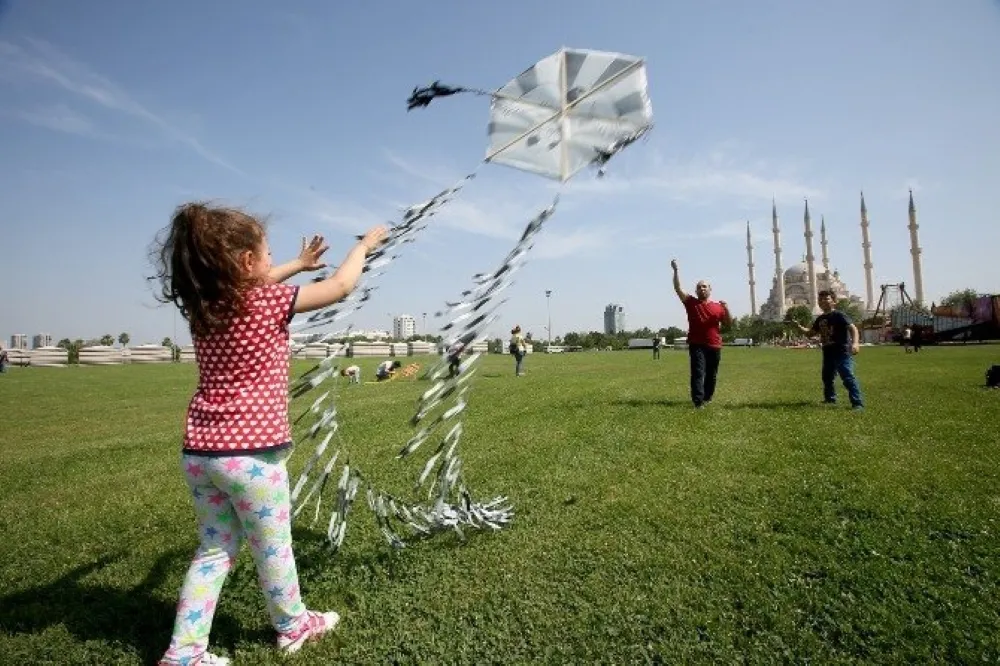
[33,333,53,349]
[603,304,625,334]
[10,334,27,350]
[393,314,416,340]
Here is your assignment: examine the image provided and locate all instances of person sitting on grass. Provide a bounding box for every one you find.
[789,290,865,410]
[376,359,402,381]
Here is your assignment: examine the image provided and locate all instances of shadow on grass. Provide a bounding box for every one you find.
[0,548,267,663]
[613,398,820,410]
[730,400,818,410]
[612,398,693,408]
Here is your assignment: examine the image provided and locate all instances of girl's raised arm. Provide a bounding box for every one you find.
[293,226,388,314]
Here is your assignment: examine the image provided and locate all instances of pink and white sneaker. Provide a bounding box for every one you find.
[157,652,230,666]
[277,610,341,653]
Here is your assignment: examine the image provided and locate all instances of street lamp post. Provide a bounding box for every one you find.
[545,290,552,349]
[423,312,427,338]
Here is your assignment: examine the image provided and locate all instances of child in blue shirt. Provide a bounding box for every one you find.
[792,290,865,409]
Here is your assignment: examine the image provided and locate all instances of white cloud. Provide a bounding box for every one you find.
[300,193,388,235]
[0,37,245,176]
[14,103,97,136]
[382,149,459,187]
[560,148,825,205]
[533,228,612,259]
[367,143,826,262]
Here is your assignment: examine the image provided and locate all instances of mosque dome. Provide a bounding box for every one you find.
[784,261,810,280]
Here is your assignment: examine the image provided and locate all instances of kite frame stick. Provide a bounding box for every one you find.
[483,55,646,174]
[559,46,569,182]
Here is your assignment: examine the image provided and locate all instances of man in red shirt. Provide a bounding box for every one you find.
[671,259,732,408]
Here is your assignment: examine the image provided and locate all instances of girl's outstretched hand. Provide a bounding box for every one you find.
[298,235,330,271]
[360,225,389,254]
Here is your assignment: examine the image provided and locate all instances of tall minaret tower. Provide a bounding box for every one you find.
[908,189,925,305]
[746,221,757,316]
[860,191,876,312]
[820,215,831,280]
[803,198,819,313]
[771,199,786,320]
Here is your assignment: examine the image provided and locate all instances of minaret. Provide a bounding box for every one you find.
[860,191,876,312]
[908,189,925,304]
[820,215,831,280]
[771,199,786,321]
[746,221,757,316]
[803,198,819,313]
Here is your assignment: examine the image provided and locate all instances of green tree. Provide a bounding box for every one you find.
[939,288,981,315]
[940,288,980,308]
[835,299,864,323]
[118,332,130,347]
[785,305,813,329]
[58,338,82,364]
[100,334,114,346]
[162,337,180,362]
[659,326,685,342]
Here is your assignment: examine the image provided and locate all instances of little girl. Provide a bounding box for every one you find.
[150,202,387,665]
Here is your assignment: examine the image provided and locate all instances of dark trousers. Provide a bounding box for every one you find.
[688,344,721,406]
[652,347,660,359]
[821,347,864,407]
[514,351,524,375]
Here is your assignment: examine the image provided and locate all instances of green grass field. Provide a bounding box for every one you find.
[1,345,999,664]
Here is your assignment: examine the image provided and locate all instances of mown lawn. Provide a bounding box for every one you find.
[1,345,998,664]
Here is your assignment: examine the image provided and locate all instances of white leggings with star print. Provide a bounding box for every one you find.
[161,447,308,664]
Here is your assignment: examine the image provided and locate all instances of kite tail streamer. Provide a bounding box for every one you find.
[406,81,491,111]
[376,196,560,544]
[288,173,482,551]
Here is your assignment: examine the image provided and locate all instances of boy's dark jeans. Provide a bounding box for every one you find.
[688,344,721,407]
[821,346,863,407]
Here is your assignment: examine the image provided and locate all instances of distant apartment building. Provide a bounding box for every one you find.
[604,304,625,334]
[393,314,416,340]
[10,334,27,350]
[33,333,53,349]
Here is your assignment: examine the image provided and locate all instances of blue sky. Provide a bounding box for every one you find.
[1,0,999,346]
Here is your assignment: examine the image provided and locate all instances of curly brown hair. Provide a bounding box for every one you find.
[149,201,267,337]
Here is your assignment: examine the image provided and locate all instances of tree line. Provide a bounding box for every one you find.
[491,287,985,352]
[43,288,986,361]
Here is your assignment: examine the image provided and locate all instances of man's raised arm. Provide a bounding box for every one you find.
[671,259,688,301]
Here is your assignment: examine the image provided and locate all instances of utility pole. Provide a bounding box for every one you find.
[545,290,552,348]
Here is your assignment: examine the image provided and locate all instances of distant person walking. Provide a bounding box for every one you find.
[671,259,732,408]
[902,326,913,353]
[0,348,8,373]
[791,290,865,410]
[509,325,527,376]
[652,336,662,360]
[446,340,465,378]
